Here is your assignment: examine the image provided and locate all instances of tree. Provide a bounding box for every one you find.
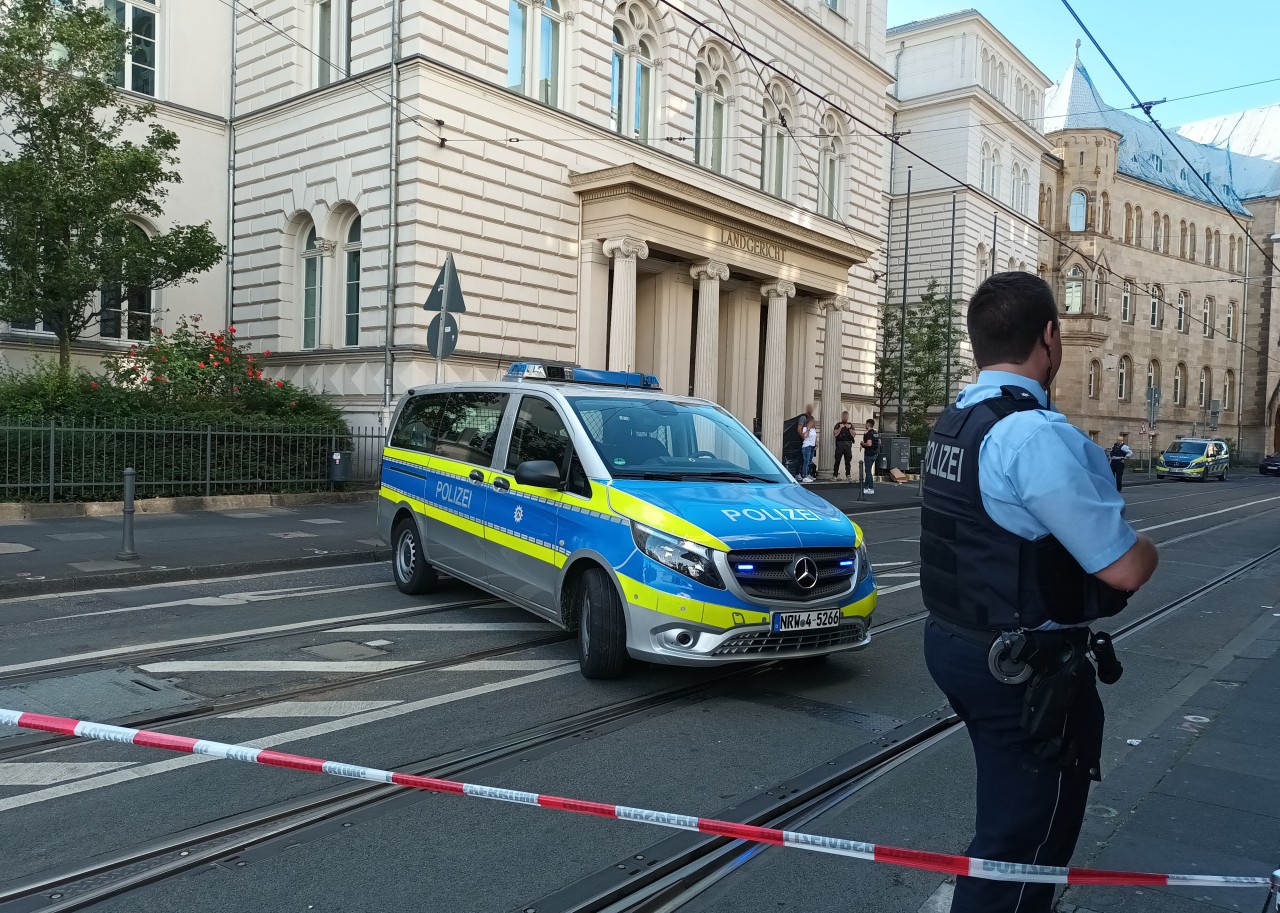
[874,280,971,447]
[0,0,224,369]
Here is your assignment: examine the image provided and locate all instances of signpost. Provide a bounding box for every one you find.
[423,254,467,383]
[1208,398,1221,433]
[1146,386,1162,474]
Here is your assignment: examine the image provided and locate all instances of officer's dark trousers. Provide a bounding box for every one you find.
[1111,461,1125,491]
[923,619,1104,913]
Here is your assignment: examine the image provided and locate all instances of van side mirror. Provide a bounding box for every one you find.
[514,460,563,489]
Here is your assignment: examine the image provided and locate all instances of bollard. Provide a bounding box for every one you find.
[116,467,139,562]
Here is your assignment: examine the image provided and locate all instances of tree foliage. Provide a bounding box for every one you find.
[874,280,972,447]
[0,0,224,367]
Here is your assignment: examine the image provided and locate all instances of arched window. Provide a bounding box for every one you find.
[302,226,323,350]
[610,2,658,142]
[100,223,152,341]
[976,243,989,279]
[694,44,732,174]
[1123,203,1133,243]
[313,0,348,88]
[342,216,362,347]
[1121,279,1132,322]
[1224,370,1234,411]
[1068,190,1086,231]
[760,80,794,199]
[997,62,1007,101]
[1152,211,1162,251]
[1093,269,1106,313]
[1064,265,1085,314]
[1134,207,1144,246]
[1199,366,1211,407]
[1229,235,1237,272]
[1101,192,1111,234]
[1226,301,1235,340]
[1179,220,1187,258]
[991,149,1003,199]
[1149,284,1162,328]
[1176,291,1186,332]
[1202,297,1214,337]
[1117,355,1131,401]
[1007,257,1016,272]
[818,111,846,220]
[509,0,564,107]
[1173,363,1186,405]
[1237,235,1246,273]
[1147,359,1160,393]
[980,142,992,193]
[1189,222,1197,260]
[1162,215,1170,253]
[980,48,991,90]
[1213,230,1222,267]
[1087,359,1099,399]
[1205,227,1213,265]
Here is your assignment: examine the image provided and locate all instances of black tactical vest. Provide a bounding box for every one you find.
[919,386,1129,631]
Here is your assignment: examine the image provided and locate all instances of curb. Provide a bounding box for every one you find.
[0,489,377,521]
[0,547,390,600]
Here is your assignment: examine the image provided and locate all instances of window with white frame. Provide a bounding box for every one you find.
[1177,291,1186,332]
[818,111,845,220]
[1226,300,1235,339]
[302,226,323,350]
[976,244,989,279]
[1202,297,1214,337]
[1147,359,1160,393]
[311,0,350,88]
[1117,355,1130,401]
[508,0,564,107]
[1224,370,1234,410]
[1087,359,1099,398]
[610,2,658,142]
[980,143,992,193]
[1198,366,1210,407]
[342,217,361,347]
[100,224,152,341]
[1121,279,1132,322]
[1068,190,1086,231]
[1093,270,1105,313]
[1173,363,1185,405]
[106,0,157,96]
[1064,265,1084,314]
[1152,211,1162,251]
[694,44,731,175]
[991,149,1002,200]
[1149,285,1162,328]
[760,80,794,199]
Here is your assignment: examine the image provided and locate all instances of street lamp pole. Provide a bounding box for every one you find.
[898,166,912,434]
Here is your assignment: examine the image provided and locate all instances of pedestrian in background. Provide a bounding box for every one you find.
[860,419,880,494]
[1108,435,1132,491]
[833,410,856,480]
[919,272,1158,913]
[799,417,818,482]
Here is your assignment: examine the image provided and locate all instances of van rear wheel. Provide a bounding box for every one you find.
[392,517,438,595]
[576,567,629,680]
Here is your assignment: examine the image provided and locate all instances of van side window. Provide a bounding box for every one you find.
[433,392,508,465]
[390,393,446,453]
[507,397,571,473]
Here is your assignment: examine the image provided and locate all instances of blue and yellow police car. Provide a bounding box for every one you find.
[1155,437,1230,482]
[377,364,877,678]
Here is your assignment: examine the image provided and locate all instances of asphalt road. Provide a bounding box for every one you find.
[0,476,1277,912]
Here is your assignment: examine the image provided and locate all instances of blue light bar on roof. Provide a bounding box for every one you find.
[504,363,662,390]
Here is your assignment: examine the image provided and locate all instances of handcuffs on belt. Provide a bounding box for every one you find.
[987,629,1123,685]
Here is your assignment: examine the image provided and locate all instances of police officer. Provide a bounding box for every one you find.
[1108,435,1132,491]
[920,273,1158,913]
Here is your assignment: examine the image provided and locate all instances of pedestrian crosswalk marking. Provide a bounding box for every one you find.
[0,761,136,786]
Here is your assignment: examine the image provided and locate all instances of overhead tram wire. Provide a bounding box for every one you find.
[1058,0,1280,280]
[654,0,1280,374]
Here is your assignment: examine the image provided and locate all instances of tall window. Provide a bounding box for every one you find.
[302,227,323,350]
[1173,363,1185,406]
[1087,359,1099,398]
[1224,371,1234,411]
[1064,265,1084,314]
[1213,230,1222,267]
[980,143,992,193]
[1147,360,1160,394]
[1226,301,1235,339]
[976,243,989,279]
[1229,235,1237,272]
[1093,270,1105,313]
[818,112,845,220]
[509,0,563,107]
[1149,285,1161,328]
[1198,367,1210,408]
[1189,222,1197,260]
[1101,192,1111,234]
[1152,211,1163,251]
[1117,355,1130,401]
[1134,207,1144,246]
[100,224,152,341]
[610,2,658,142]
[1123,203,1133,243]
[1176,292,1186,333]
[694,45,731,174]
[1162,215,1171,254]
[1068,190,1086,231]
[991,149,1002,200]
[1205,228,1213,265]
[1121,280,1132,322]
[311,0,350,88]
[106,0,157,96]
[1020,167,1032,215]
[1179,220,1187,258]
[1202,298,1214,338]
[760,80,794,199]
[342,217,361,347]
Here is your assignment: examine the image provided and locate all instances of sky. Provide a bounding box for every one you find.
[887,0,1280,128]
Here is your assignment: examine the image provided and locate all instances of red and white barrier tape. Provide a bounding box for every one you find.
[1,708,1270,890]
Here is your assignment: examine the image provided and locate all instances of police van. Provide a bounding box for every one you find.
[377,364,877,679]
[1155,437,1230,481]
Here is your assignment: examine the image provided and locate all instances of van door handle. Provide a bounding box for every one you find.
[492,477,510,492]
[469,469,484,482]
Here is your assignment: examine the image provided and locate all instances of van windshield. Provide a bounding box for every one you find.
[1165,440,1207,456]
[568,397,788,483]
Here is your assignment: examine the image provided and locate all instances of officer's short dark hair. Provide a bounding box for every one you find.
[866,419,875,427]
[967,272,1059,368]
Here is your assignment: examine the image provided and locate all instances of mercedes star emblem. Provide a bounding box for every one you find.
[791,556,819,590]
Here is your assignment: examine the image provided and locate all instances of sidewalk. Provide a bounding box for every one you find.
[0,496,387,597]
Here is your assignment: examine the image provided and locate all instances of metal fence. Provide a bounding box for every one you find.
[0,419,386,502]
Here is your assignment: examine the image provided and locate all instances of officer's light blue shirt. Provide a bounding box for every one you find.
[956,370,1136,575]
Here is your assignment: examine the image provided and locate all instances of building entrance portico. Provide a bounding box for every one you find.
[572,164,874,475]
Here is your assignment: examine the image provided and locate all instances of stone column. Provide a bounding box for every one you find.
[603,237,649,372]
[760,280,796,459]
[577,240,611,368]
[690,259,730,400]
[818,296,852,479]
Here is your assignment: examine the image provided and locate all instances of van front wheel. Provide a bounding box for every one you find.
[576,567,629,680]
[392,517,438,595]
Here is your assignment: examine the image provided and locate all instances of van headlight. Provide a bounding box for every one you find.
[855,541,872,586]
[631,522,725,589]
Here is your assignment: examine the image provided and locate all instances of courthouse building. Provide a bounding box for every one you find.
[1,0,896,471]
[1038,48,1280,459]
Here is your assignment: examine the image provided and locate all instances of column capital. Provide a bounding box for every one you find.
[313,237,338,255]
[690,259,730,282]
[817,295,853,313]
[761,280,796,300]
[603,236,649,262]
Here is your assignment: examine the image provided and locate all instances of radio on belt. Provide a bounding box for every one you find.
[378,363,879,679]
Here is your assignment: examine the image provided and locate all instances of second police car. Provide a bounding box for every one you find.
[377,364,878,678]
[1155,437,1231,481]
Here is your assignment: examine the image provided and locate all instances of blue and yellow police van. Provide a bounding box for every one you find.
[1155,437,1231,482]
[377,364,877,678]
